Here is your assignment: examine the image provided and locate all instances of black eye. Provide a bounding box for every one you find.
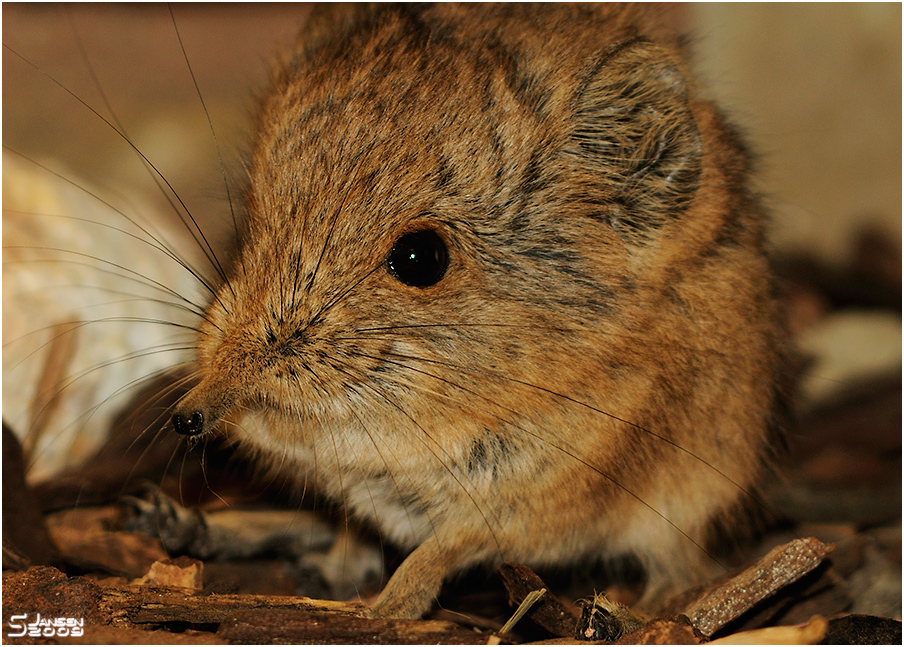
[386,229,449,287]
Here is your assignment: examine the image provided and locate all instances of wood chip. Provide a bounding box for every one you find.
[682,537,832,637]
[135,558,204,592]
[498,562,579,637]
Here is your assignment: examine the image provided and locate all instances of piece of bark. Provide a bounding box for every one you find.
[3,571,486,645]
[219,608,489,644]
[2,566,362,627]
[17,626,227,645]
[681,537,833,637]
[99,588,366,627]
[3,565,491,644]
[724,563,850,632]
[498,562,578,637]
[3,566,107,627]
[615,615,701,645]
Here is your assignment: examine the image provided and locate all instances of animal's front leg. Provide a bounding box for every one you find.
[368,534,459,619]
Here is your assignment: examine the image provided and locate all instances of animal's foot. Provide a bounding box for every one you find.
[122,483,210,556]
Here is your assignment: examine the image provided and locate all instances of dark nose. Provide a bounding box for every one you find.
[171,410,205,436]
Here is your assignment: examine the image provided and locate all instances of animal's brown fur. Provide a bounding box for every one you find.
[172,4,785,619]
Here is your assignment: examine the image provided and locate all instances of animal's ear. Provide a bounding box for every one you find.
[566,41,703,234]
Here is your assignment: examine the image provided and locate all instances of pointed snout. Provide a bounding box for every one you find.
[170,376,243,437]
